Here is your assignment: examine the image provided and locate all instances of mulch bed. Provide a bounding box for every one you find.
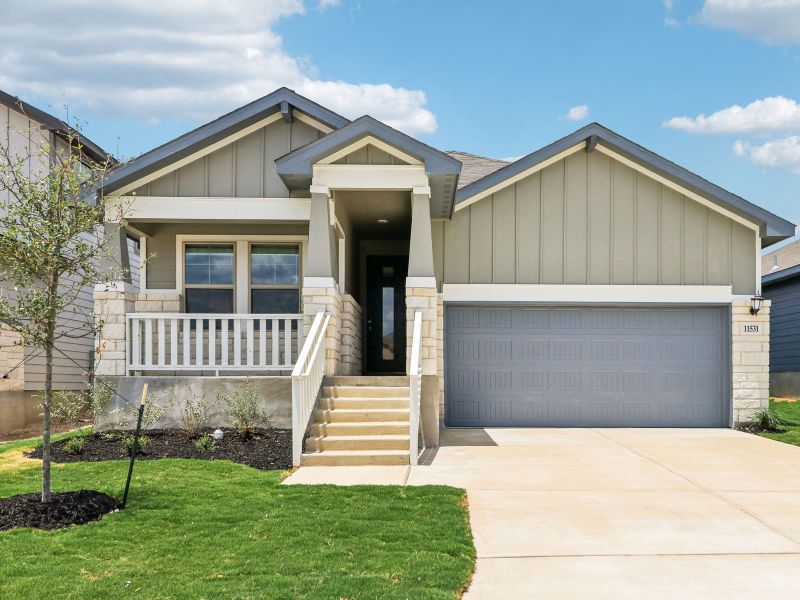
[26,428,292,471]
[0,490,119,531]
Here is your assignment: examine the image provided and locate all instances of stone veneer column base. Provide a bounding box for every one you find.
[339,295,362,376]
[436,293,444,419]
[302,286,341,375]
[405,287,438,375]
[0,326,25,394]
[94,289,136,376]
[732,299,771,425]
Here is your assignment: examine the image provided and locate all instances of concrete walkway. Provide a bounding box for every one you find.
[284,428,800,598]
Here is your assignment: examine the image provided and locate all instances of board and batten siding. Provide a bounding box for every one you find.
[331,143,410,165]
[763,277,800,372]
[131,119,324,198]
[433,151,757,295]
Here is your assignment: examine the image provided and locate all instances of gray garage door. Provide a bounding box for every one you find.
[445,305,729,428]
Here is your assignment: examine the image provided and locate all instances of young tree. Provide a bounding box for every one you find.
[0,119,127,502]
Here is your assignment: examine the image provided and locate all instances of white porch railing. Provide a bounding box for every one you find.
[291,310,330,466]
[409,309,424,466]
[126,313,303,373]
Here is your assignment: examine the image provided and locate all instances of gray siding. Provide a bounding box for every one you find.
[2,103,96,391]
[132,120,325,198]
[332,143,410,165]
[434,151,757,295]
[764,278,800,372]
[141,223,309,290]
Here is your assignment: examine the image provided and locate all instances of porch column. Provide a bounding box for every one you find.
[406,187,439,446]
[100,222,132,285]
[302,186,341,375]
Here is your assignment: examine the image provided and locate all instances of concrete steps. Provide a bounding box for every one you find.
[300,377,412,466]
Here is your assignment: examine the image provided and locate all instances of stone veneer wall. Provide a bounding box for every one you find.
[436,294,444,418]
[339,295,362,376]
[732,299,771,424]
[405,287,438,375]
[301,286,341,375]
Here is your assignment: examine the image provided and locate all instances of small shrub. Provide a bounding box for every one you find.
[195,433,216,453]
[217,380,271,439]
[48,390,88,426]
[122,435,150,457]
[111,385,173,430]
[90,378,115,422]
[180,390,209,439]
[753,408,786,432]
[63,436,85,456]
[99,431,119,442]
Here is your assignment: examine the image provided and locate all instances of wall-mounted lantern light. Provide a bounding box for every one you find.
[750,295,764,315]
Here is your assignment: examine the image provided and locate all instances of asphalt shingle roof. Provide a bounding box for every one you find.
[446,150,509,189]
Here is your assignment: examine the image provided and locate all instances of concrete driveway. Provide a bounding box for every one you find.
[285,428,800,598]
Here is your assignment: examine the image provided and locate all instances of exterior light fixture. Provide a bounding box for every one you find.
[377,219,389,224]
[213,428,224,441]
[750,295,764,315]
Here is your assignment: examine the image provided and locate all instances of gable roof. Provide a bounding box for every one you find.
[446,151,508,188]
[276,115,462,217]
[456,122,796,246]
[762,238,800,277]
[763,261,800,286]
[98,87,350,196]
[0,89,112,164]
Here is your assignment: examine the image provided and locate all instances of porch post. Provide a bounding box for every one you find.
[406,187,439,445]
[303,186,341,375]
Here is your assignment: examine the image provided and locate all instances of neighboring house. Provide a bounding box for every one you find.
[92,87,794,466]
[762,239,800,398]
[0,90,119,434]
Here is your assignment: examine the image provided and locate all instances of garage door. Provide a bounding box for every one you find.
[445,305,729,428]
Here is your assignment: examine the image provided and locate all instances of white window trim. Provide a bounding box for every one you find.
[159,234,309,312]
[442,284,734,304]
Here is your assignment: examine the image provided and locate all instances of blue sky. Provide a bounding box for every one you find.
[2,0,799,229]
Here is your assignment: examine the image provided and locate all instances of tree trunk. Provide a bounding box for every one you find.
[41,337,53,503]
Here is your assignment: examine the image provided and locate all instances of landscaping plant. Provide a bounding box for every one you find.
[753,407,787,432]
[218,380,271,438]
[62,436,85,456]
[122,434,150,457]
[0,121,128,502]
[195,433,216,453]
[179,389,209,439]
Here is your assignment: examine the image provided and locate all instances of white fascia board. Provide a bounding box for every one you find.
[442,284,734,304]
[111,112,284,196]
[455,143,585,211]
[312,164,428,190]
[594,145,760,233]
[316,135,423,166]
[293,111,334,134]
[111,196,311,222]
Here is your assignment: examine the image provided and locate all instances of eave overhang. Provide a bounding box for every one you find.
[456,123,795,246]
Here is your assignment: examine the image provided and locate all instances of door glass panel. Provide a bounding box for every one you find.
[382,287,394,360]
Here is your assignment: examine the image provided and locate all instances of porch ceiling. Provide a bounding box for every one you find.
[334,190,411,239]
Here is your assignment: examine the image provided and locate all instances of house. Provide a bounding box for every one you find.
[92,87,794,465]
[762,239,800,398]
[0,90,122,434]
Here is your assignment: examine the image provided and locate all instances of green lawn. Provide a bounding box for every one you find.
[0,433,475,599]
[759,399,800,447]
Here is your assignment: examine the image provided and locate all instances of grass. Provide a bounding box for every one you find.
[0,432,475,599]
[759,399,800,447]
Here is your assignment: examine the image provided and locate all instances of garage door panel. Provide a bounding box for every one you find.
[445,305,729,427]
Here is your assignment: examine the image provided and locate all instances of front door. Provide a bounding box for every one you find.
[365,255,407,374]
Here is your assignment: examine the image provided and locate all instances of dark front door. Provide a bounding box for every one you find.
[365,256,407,374]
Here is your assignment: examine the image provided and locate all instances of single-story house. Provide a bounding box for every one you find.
[0,90,126,434]
[92,87,794,465]
[762,239,800,398]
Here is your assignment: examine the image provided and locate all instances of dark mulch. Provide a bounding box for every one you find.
[26,428,292,471]
[0,490,119,531]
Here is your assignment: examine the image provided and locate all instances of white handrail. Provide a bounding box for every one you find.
[291,310,330,466]
[409,310,424,465]
[126,313,303,373]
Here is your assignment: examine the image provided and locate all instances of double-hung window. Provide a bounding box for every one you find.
[184,244,235,313]
[250,244,300,314]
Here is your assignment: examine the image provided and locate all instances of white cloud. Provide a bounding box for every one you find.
[697,0,800,44]
[0,0,436,135]
[664,0,681,28]
[564,104,589,121]
[733,136,800,173]
[663,96,800,135]
[319,0,341,8]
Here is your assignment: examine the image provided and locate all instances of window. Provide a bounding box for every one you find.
[184,244,234,313]
[250,244,300,314]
